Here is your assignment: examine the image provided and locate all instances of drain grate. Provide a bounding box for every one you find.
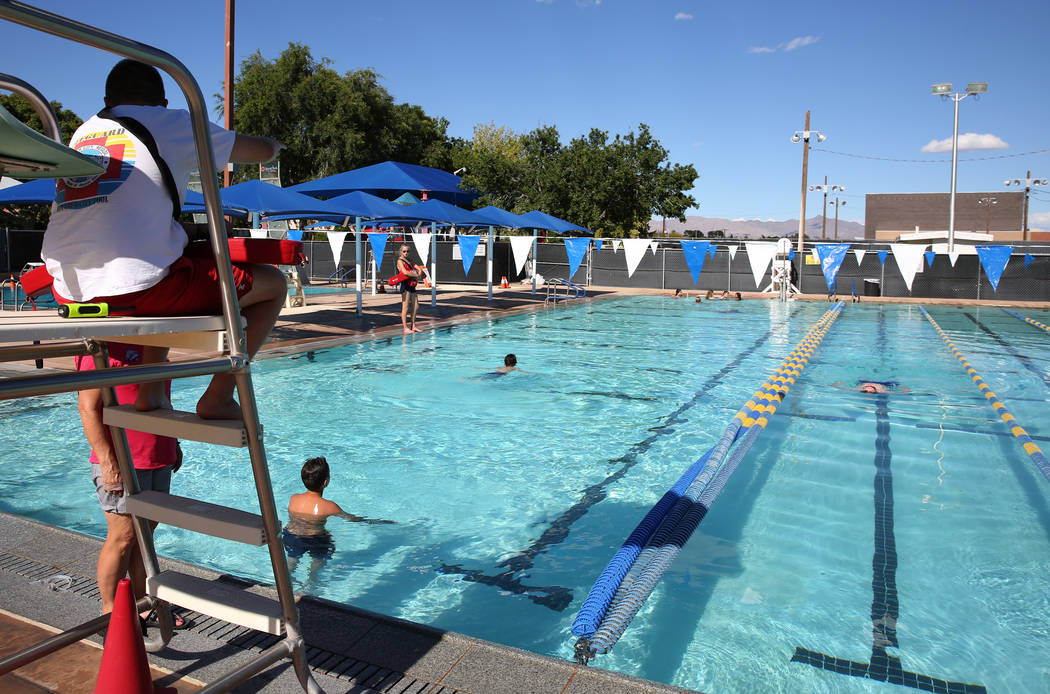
[0,550,455,692]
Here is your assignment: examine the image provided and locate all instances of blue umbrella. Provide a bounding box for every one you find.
[182,189,250,218]
[220,179,337,217]
[471,205,530,228]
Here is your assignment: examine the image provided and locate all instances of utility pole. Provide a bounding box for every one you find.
[223,0,235,187]
[829,197,847,240]
[977,196,997,235]
[820,175,827,239]
[1005,170,1048,241]
[792,112,825,293]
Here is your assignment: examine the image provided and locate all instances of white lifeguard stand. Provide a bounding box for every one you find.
[764,237,799,300]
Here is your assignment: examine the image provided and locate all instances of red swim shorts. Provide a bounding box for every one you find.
[55,256,255,317]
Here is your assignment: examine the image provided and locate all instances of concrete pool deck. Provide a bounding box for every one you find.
[2,284,1048,692]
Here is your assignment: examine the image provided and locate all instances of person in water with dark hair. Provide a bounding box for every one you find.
[283,457,392,586]
[496,353,520,374]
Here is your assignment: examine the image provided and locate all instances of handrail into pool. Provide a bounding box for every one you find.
[1001,308,1050,335]
[920,307,1050,483]
[545,277,585,303]
[573,302,845,663]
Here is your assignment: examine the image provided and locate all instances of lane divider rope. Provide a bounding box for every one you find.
[920,306,1050,483]
[573,302,845,661]
[1001,308,1050,335]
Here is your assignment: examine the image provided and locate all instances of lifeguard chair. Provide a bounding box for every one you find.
[0,3,320,692]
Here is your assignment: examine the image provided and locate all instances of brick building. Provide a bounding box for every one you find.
[864,191,1047,241]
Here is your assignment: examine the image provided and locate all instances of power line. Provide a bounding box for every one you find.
[811,147,1050,164]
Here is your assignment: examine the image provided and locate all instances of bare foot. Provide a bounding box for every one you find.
[134,384,172,412]
[196,396,242,420]
[403,327,414,334]
[413,327,424,333]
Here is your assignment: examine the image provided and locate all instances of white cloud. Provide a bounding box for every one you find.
[749,36,819,54]
[1029,211,1050,230]
[784,35,820,51]
[921,132,1009,153]
[675,12,693,20]
[731,217,746,222]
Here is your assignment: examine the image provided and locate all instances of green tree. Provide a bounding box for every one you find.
[222,43,450,186]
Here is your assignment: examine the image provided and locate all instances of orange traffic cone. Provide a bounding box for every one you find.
[500,275,510,288]
[93,578,176,694]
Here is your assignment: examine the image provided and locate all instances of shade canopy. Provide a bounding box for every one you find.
[183,189,250,218]
[471,205,531,228]
[0,177,54,204]
[290,161,476,205]
[395,199,490,226]
[517,210,593,235]
[220,179,337,217]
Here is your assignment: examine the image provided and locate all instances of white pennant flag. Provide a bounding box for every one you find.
[948,249,961,267]
[744,242,777,288]
[249,229,268,239]
[411,233,431,266]
[853,249,866,266]
[727,244,739,259]
[509,236,534,275]
[889,243,928,291]
[649,239,659,255]
[612,239,622,252]
[327,231,348,267]
[623,238,651,278]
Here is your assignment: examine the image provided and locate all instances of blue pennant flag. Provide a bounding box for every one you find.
[815,243,851,292]
[457,235,481,276]
[708,245,718,259]
[1024,253,1034,268]
[679,240,711,285]
[976,245,1013,291]
[924,250,936,268]
[367,232,389,270]
[877,250,889,266]
[594,239,604,252]
[285,229,303,241]
[564,237,590,278]
[788,248,795,261]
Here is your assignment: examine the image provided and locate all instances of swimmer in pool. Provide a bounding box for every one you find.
[832,380,910,394]
[283,457,392,586]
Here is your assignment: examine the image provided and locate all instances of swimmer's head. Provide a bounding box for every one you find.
[860,384,877,394]
[301,456,330,492]
[504,353,517,367]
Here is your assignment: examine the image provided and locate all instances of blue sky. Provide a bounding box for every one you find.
[3,0,1049,228]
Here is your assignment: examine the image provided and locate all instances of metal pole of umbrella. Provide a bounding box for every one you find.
[354,217,362,316]
[487,225,494,301]
[531,230,537,295]
[430,222,437,308]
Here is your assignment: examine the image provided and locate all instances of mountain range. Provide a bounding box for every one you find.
[648,215,865,240]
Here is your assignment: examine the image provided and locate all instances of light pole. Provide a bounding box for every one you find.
[809,177,845,240]
[977,196,997,235]
[931,81,987,253]
[792,111,826,293]
[1005,170,1048,241]
[828,196,847,240]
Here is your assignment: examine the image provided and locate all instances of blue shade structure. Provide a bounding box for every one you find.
[183,189,249,218]
[290,161,476,206]
[219,179,338,217]
[517,209,592,235]
[0,177,54,204]
[398,199,491,226]
[471,205,530,228]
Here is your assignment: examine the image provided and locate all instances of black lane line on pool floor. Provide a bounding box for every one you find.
[962,312,1050,392]
[438,323,783,611]
[792,309,987,693]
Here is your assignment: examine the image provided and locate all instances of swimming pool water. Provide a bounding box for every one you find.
[2,297,1048,692]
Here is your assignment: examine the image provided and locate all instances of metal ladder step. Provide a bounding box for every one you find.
[147,570,284,635]
[103,404,259,447]
[126,490,268,545]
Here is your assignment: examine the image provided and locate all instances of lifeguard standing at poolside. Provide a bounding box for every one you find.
[41,59,286,420]
[395,244,425,333]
